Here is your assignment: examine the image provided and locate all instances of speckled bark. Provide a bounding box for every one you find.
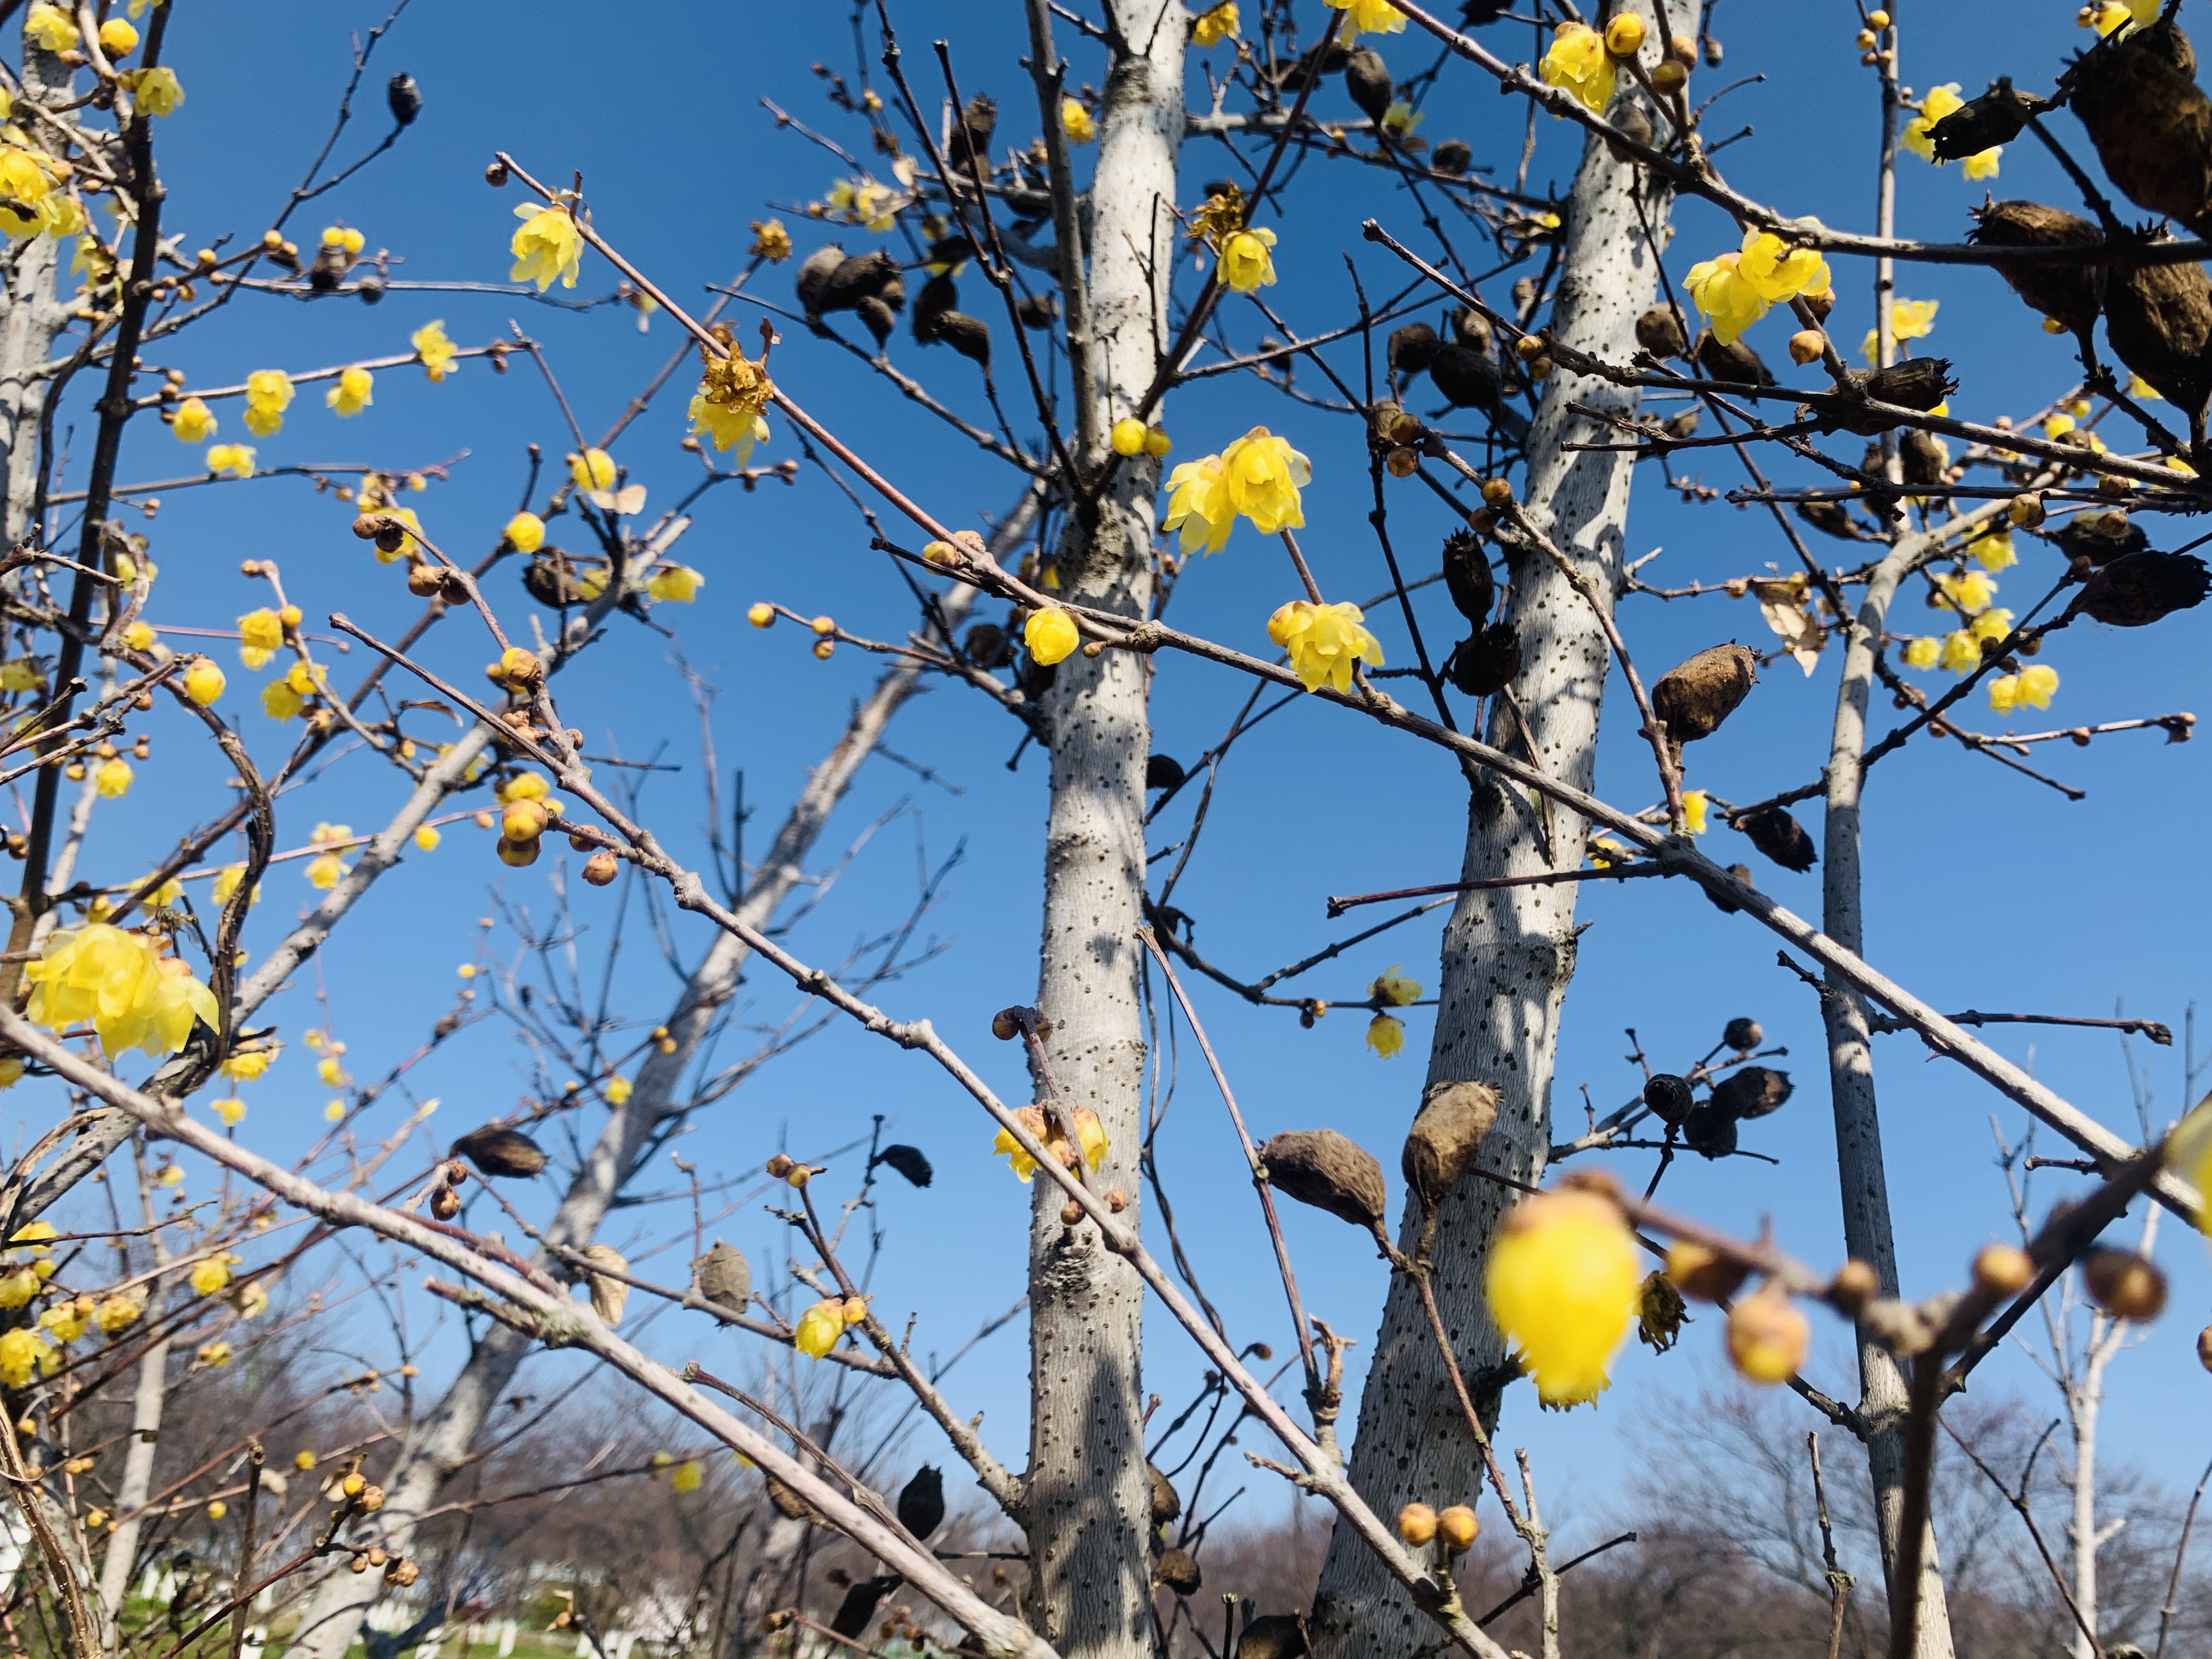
[1023,4,1182,1655]
[1311,32,1670,1655]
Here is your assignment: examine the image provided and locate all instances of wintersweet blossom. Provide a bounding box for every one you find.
[2166,1099,2212,1235]
[413,320,459,381]
[569,448,617,492]
[189,1255,234,1297]
[1485,1187,1640,1404]
[749,219,792,261]
[511,204,583,290]
[993,1105,1109,1182]
[1937,629,1982,673]
[243,370,294,437]
[1221,427,1308,532]
[688,396,769,461]
[795,1299,844,1359]
[25,6,75,50]
[95,759,133,798]
[1901,636,1940,670]
[1061,98,1096,145]
[325,365,373,416]
[646,566,703,603]
[1540,22,1615,115]
[1736,232,1832,307]
[1969,529,2017,571]
[1324,0,1406,37]
[238,608,283,670]
[25,924,218,1059]
[122,66,182,116]
[672,1460,703,1493]
[1680,789,1709,834]
[1367,1014,1405,1058]
[0,1328,54,1387]
[1860,297,1938,363]
[826,178,898,232]
[1370,964,1421,1006]
[1192,2,1239,46]
[205,443,255,479]
[173,397,215,443]
[99,18,138,57]
[1024,606,1080,666]
[1935,569,1995,613]
[1163,454,1233,555]
[1988,664,2058,714]
[1268,600,1383,693]
[1216,226,1278,295]
[1683,253,1764,345]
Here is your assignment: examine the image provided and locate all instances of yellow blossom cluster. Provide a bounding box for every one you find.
[243,370,294,437]
[1684,232,1833,346]
[1192,1,1239,46]
[689,327,774,464]
[206,443,255,479]
[0,142,82,241]
[992,1105,1109,1183]
[24,923,218,1059]
[1186,183,1279,295]
[1268,599,1383,694]
[1163,426,1310,554]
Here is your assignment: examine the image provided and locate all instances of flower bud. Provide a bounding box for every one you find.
[1385,447,1420,478]
[1971,1244,2034,1298]
[1666,1239,1747,1303]
[1514,335,1545,360]
[810,615,836,636]
[1059,1199,1084,1225]
[1528,356,1554,381]
[765,1155,795,1178]
[496,836,540,868]
[582,850,620,887]
[207,1500,227,1520]
[991,1008,1024,1041]
[1787,329,1826,366]
[2083,1249,2166,1321]
[748,602,775,627]
[407,563,443,597]
[499,646,545,688]
[342,1473,365,1497]
[350,514,386,540]
[2199,1325,2212,1373]
[359,1485,385,1512]
[432,1184,461,1220]
[1105,1188,1130,1213]
[1480,478,1514,505]
[366,1549,388,1568]
[841,1297,868,1325]
[1727,1288,1810,1385]
[1602,13,1645,56]
[1829,1258,1881,1315]
[2007,493,2046,528]
[1397,1503,1438,1546]
[349,1555,370,1573]
[1651,59,1686,91]
[1438,1505,1479,1553]
[502,800,549,842]
[386,1558,417,1587]
[486,159,510,187]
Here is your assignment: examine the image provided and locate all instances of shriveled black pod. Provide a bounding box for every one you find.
[855,295,898,348]
[1343,46,1394,123]
[1968,200,2104,338]
[452,1125,548,1178]
[522,550,591,608]
[1695,330,1774,386]
[1928,84,2040,159]
[875,1143,934,1187]
[1430,343,1503,409]
[2049,510,2147,568]
[2069,17,2212,236]
[1650,644,1759,760]
[1705,862,1756,915]
[1235,1617,1310,1659]
[2074,550,2211,626]
[1260,1129,1387,1230]
[1431,138,1472,174]
[1900,428,1949,487]
[1449,306,1492,353]
[944,93,997,170]
[1682,1100,1739,1159]
[1713,1065,1793,1120]
[938,311,992,368]
[819,250,900,314]
[795,243,847,318]
[1015,292,1058,329]
[1796,499,1861,541]
[1155,1549,1203,1595]
[1723,1017,1763,1052]
[830,1576,901,1638]
[1149,1464,1182,1527]
[2103,252,2212,416]
[1739,805,1818,871]
[1642,1073,1694,1126]
[691,1240,752,1312]
[897,1465,945,1539]
[912,272,958,343]
[1441,529,1494,626]
[1402,1080,1499,1209]
[1388,321,1441,376]
[1444,623,1521,696]
[1145,753,1186,790]
[1636,305,1688,359]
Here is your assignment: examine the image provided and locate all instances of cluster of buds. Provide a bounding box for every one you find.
[1512,332,1553,383]
[1369,402,1426,478]
[494,767,558,870]
[765,1154,825,1189]
[1396,1502,1480,1555]
[1856,8,1894,69]
[430,1159,469,1221]
[1058,1187,1130,1226]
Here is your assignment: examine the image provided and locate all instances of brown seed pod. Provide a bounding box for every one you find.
[1387,321,1441,376]
[581,850,620,887]
[1449,306,1492,354]
[1637,1269,1688,1352]
[1695,329,1774,386]
[854,295,898,348]
[1713,1065,1793,1120]
[937,310,992,369]
[2102,249,2212,416]
[1429,343,1504,410]
[2049,509,2148,568]
[1155,1548,1203,1595]
[1738,805,1818,872]
[1968,200,2104,339]
[2198,1324,2212,1372]
[1234,1615,1310,1659]
[765,1471,824,1524]
[1343,46,1394,123]
[1261,1130,1387,1230]
[1847,357,1959,425]
[1636,304,1688,359]
[1402,1080,1499,1210]
[1443,622,1521,696]
[1430,138,1472,174]
[1643,1073,1694,1126]
[691,1241,752,1312]
[963,622,1012,667]
[912,272,958,343]
[2082,1247,2168,1321]
[1900,428,1949,488]
[2074,550,2211,627]
[794,243,847,318]
[1928,84,2041,161]
[580,1243,628,1325]
[522,550,592,608]
[1724,1017,1763,1052]
[431,1184,461,1220]
[2069,18,2212,237]
[1014,291,1058,328]
[1682,1099,1738,1159]
[450,1125,548,1178]
[1440,529,1494,626]
[1796,498,1862,541]
[944,93,997,170]
[1149,1464,1182,1527]
[1650,643,1759,761]
[819,251,900,315]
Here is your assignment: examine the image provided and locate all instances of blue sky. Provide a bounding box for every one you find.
[29,0,2211,1561]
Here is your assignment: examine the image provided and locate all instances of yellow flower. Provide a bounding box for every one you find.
[1163,454,1233,555]
[95,1294,141,1334]
[1937,629,1981,673]
[689,396,769,460]
[25,926,218,1059]
[795,1298,845,1359]
[1217,226,1278,295]
[173,397,216,443]
[640,564,702,605]
[1970,530,2016,572]
[1,659,42,691]
[1903,84,1962,161]
[1989,663,2057,713]
[1962,147,2001,180]
[1935,570,1995,613]
[569,448,617,492]
[306,855,345,892]
[1024,606,1080,665]
[2168,1099,2212,1234]
[1370,964,1421,1006]
[94,758,132,798]
[1860,297,1938,363]
[749,218,792,261]
[221,1048,273,1084]
[1192,1,1239,46]
[1324,0,1406,38]
[1683,253,1765,346]
[1901,636,1940,670]
[1267,600,1383,693]
[826,178,898,233]
[234,1281,267,1318]
[2128,373,2163,401]
[238,607,282,669]
[183,658,225,706]
[241,370,293,437]
[122,65,182,116]
[0,1271,33,1310]
[25,5,75,49]
[1736,230,1831,307]
[511,204,583,290]
[206,443,256,479]
[413,319,459,381]
[197,1344,231,1371]
[190,1254,234,1297]
[99,17,138,56]
[325,365,373,416]
[1221,427,1308,532]
[1485,1188,1639,1405]
[1061,98,1096,145]
[504,511,546,554]
[1380,99,1423,140]
[500,772,550,803]
[0,1328,54,1387]
[672,1459,703,1493]
[992,1105,1108,1182]
[0,1059,18,1090]
[212,1097,246,1126]
[324,1101,345,1120]
[1365,1013,1406,1058]
[122,620,156,652]
[1968,606,2014,642]
[1680,789,1709,834]
[1540,22,1615,114]
[414,825,440,851]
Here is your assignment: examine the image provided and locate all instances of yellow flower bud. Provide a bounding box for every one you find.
[748,602,775,628]
[1397,1503,1438,1545]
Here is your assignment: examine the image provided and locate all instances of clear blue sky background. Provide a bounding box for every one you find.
[32,0,2210,1560]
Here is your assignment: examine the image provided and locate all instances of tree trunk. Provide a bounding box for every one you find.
[275,531,1028,1659]
[1311,41,1669,1657]
[1822,543,1956,1659]
[1020,4,1181,1655]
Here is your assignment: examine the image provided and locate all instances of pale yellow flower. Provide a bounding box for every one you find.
[511,204,583,290]
[1267,599,1383,693]
[1540,22,1614,114]
[1486,1188,1639,1404]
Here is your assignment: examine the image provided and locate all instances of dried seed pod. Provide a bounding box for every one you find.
[1968,200,2104,339]
[387,72,422,126]
[1638,1270,1688,1351]
[897,1465,945,1539]
[1430,138,1472,174]
[1235,1616,1309,1659]
[691,1241,752,1313]
[1899,428,1949,487]
[2074,549,2211,627]
[830,1576,902,1639]
[1928,84,2040,161]
[431,1183,461,1220]
[1440,529,1494,626]
[1605,99,1654,164]
[937,310,992,369]
[522,550,591,608]
[1015,292,1059,328]
[1145,753,1186,790]
[1402,1080,1499,1209]
[2083,1248,2168,1321]
[1343,46,1394,123]
[450,1125,548,1178]
[1796,498,1861,541]
[1681,1099,1739,1159]
[1705,862,1756,915]
[1713,1065,1793,1120]
[1429,343,1503,409]
[944,93,997,170]
[1444,623,1521,698]
[2102,251,2212,416]
[1642,1073,1694,1126]
[580,1243,628,1325]
[1261,1130,1387,1230]
[1650,643,1759,753]
[1723,1017,1763,1052]
[2048,510,2148,568]
[2070,18,2212,236]
[1739,805,1818,872]
[1635,304,1688,359]
[1149,1464,1182,1527]
[582,850,620,887]
[1695,329,1774,386]
[913,272,958,343]
[875,1143,934,1187]
[1857,357,1958,414]
[1155,1548,1203,1595]
[855,295,898,348]
[795,243,847,318]
[765,1471,825,1524]
[2198,1324,2212,1372]
[1387,321,1441,376]
[964,622,1012,667]
[1449,306,1492,354]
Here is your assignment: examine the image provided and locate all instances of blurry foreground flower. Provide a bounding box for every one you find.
[1061,98,1095,144]
[672,1460,703,1493]
[1268,600,1383,693]
[25,5,76,50]
[1485,1186,1639,1404]
[992,1105,1108,1183]
[2168,1100,2212,1235]
[1727,1286,1810,1383]
[647,565,703,603]
[95,758,132,798]
[1325,0,1406,35]
[749,218,792,261]
[189,1254,235,1297]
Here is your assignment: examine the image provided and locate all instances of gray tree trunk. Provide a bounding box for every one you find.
[277,526,1028,1659]
[1311,38,1669,1657]
[1022,4,1181,1655]
[1822,543,1955,1659]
